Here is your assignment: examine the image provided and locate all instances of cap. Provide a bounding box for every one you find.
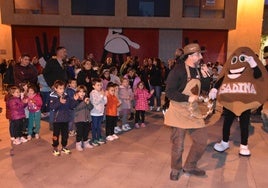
[183,43,205,55]
[263,46,268,59]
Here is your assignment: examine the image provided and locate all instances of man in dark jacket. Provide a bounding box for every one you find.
[43,46,68,87]
[13,54,38,86]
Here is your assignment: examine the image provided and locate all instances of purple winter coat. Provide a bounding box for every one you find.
[7,96,27,120]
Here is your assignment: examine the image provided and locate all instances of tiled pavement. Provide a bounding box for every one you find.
[0,92,267,188]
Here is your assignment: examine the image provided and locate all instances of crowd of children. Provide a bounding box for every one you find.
[4,70,157,156]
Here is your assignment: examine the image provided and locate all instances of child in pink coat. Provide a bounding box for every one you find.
[27,84,43,140]
[6,86,28,145]
[134,81,154,128]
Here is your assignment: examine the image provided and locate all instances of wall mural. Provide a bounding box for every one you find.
[12,26,59,61]
[12,26,227,65]
[101,28,140,66]
[84,27,159,65]
[35,33,58,62]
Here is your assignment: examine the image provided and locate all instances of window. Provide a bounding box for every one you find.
[183,0,225,18]
[14,0,58,14]
[71,0,115,16]
[127,0,170,17]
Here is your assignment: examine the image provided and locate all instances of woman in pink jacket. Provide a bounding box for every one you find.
[134,81,154,128]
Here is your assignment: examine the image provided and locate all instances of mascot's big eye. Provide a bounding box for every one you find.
[239,54,246,62]
[231,56,238,64]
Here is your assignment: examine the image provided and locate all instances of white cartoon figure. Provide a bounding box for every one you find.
[101,28,140,66]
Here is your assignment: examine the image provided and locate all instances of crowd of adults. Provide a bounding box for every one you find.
[0,46,225,114]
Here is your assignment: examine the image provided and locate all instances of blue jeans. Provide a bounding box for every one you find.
[91,115,103,141]
[149,85,161,107]
[28,111,41,135]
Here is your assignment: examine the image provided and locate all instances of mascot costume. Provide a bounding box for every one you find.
[209,47,268,156]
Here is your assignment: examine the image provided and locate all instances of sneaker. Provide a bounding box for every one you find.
[239,144,251,156]
[114,128,119,134]
[150,106,154,111]
[156,106,161,112]
[10,137,15,141]
[97,138,106,145]
[27,135,32,141]
[135,123,140,129]
[116,126,122,132]
[91,140,100,147]
[125,124,132,130]
[20,137,28,143]
[214,140,229,152]
[112,134,119,139]
[141,123,146,128]
[114,126,121,134]
[83,140,93,149]
[106,135,114,141]
[183,168,206,176]
[76,142,83,151]
[13,138,22,145]
[122,124,128,131]
[61,147,71,154]
[35,134,40,139]
[53,149,60,156]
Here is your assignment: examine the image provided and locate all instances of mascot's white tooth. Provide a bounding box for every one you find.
[229,67,245,74]
[227,74,241,79]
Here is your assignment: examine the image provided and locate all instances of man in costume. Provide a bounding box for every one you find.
[164,43,211,181]
[209,47,268,156]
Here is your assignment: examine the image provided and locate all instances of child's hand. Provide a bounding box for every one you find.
[100,90,105,96]
[60,97,67,104]
[85,77,90,83]
[73,94,79,101]
[84,97,90,104]
[150,89,155,95]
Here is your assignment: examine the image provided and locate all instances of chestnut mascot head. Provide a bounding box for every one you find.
[217,47,268,116]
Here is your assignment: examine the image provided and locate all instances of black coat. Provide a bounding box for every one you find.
[43,58,68,87]
[76,69,99,94]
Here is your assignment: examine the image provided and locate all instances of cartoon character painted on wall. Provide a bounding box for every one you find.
[101,28,140,66]
[209,47,268,156]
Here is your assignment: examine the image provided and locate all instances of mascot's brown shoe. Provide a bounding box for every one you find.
[183,168,206,176]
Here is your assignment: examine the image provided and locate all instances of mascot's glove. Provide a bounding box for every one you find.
[244,55,257,68]
[209,88,218,100]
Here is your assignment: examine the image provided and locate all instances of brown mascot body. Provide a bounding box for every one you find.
[217,47,268,116]
[211,47,268,156]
